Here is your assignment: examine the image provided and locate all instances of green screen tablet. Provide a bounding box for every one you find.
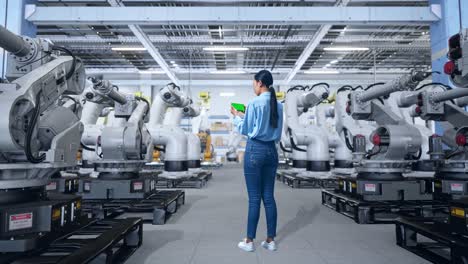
[231,103,246,112]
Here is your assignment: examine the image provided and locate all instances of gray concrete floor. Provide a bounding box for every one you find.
[128,165,429,264]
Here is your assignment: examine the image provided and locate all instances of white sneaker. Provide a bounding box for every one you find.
[238,239,255,252]
[261,241,277,251]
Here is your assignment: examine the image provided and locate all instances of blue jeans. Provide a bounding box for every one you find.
[243,138,278,240]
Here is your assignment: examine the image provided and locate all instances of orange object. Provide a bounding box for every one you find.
[152,149,161,161]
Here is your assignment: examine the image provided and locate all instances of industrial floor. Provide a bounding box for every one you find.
[128,164,429,264]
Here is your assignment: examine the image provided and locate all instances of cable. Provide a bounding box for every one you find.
[337,85,353,94]
[287,127,307,152]
[365,82,385,91]
[61,95,78,113]
[287,85,306,93]
[51,46,76,80]
[16,53,50,70]
[309,82,330,91]
[155,145,166,152]
[365,146,382,159]
[167,83,181,91]
[279,141,292,153]
[353,85,363,90]
[446,147,464,159]
[415,82,451,91]
[80,142,95,152]
[342,127,354,151]
[135,96,150,119]
[411,147,422,160]
[25,90,46,163]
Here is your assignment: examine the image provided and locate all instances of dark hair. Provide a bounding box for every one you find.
[254,70,278,128]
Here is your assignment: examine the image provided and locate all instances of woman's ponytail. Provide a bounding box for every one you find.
[254,70,278,128]
[268,86,279,128]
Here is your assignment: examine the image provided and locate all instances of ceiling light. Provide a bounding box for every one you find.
[170,60,176,64]
[325,64,331,67]
[219,92,236,97]
[210,70,246,74]
[304,69,340,74]
[324,47,369,51]
[112,47,146,51]
[203,47,249,52]
[330,60,339,64]
[139,70,165,74]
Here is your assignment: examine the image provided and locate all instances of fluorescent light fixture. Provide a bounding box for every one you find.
[203,47,249,52]
[219,92,236,97]
[324,47,369,51]
[210,70,246,74]
[304,69,340,74]
[325,64,331,67]
[330,60,339,64]
[139,70,166,74]
[112,47,147,51]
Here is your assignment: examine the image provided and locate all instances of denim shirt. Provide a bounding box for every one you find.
[233,92,283,142]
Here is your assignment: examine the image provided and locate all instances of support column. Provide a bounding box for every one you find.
[0,0,37,79]
[430,0,468,85]
[430,0,468,135]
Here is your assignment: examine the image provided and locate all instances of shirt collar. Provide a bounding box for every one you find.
[260,91,271,97]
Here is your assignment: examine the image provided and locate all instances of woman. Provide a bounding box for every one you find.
[232,70,283,252]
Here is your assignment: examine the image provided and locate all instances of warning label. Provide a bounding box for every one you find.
[84,182,91,192]
[9,212,33,231]
[133,182,143,191]
[451,183,464,192]
[46,181,57,191]
[364,183,376,192]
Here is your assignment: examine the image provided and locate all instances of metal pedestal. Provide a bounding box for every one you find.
[322,189,446,224]
[46,177,80,194]
[0,193,82,253]
[157,171,213,189]
[396,217,468,264]
[434,178,468,200]
[78,175,158,200]
[0,217,143,264]
[276,171,337,189]
[82,190,185,225]
[336,177,433,201]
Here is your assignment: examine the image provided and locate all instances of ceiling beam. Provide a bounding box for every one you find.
[283,0,349,84]
[40,35,431,45]
[107,0,180,85]
[26,6,441,25]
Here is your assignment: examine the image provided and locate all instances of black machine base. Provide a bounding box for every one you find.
[82,190,185,225]
[47,177,80,194]
[322,189,447,224]
[433,178,468,200]
[276,171,337,189]
[78,174,158,200]
[395,217,468,264]
[0,193,82,253]
[0,217,143,264]
[157,171,213,188]
[336,177,433,201]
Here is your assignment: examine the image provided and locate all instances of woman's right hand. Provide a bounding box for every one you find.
[230,106,238,116]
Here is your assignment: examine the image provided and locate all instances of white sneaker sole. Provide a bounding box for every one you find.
[261,243,277,251]
[238,244,255,252]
